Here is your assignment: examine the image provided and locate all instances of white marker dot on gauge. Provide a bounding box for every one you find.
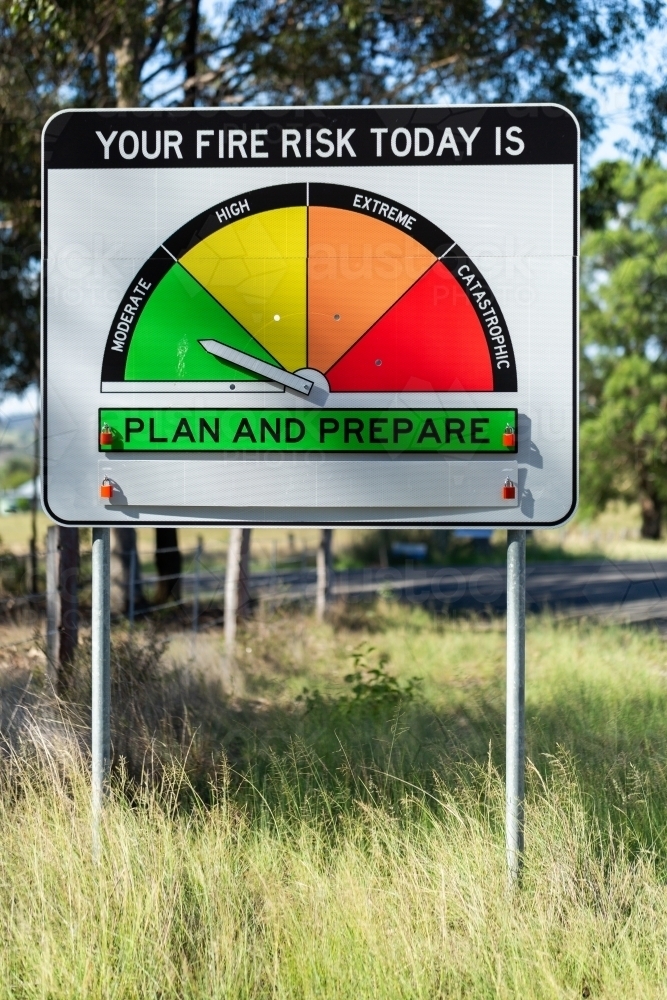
[273,314,281,321]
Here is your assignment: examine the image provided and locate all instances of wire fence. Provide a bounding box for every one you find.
[0,540,326,646]
[123,542,327,627]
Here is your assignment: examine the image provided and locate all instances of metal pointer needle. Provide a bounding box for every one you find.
[198,340,313,395]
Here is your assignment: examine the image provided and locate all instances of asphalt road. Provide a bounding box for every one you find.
[251,560,667,624]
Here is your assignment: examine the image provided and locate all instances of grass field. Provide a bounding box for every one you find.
[2,602,667,997]
[4,499,667,566]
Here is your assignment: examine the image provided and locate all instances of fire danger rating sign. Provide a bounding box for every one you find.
[42,105,579,527]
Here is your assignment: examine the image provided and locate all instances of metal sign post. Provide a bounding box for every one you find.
[91,527,110,859]
[506,530,526,882]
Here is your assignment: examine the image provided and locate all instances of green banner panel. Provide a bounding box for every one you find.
[99,408,518,454]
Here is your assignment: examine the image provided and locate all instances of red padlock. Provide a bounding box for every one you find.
[100,477,113,500]
[100,422,113,446]
[502,425,516,448]
[502,478,516,501]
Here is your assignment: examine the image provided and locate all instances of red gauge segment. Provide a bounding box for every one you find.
[326,262,494,392]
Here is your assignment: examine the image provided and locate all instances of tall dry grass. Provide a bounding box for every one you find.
[1,603,667,997]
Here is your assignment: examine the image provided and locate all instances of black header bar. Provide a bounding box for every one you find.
[43,105,578,170]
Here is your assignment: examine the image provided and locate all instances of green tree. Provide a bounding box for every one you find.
[581,160,667,537]
[1,0,221,598]
[0,455,33,490]
[227,0,659,144]
[0,0,225,395]
[1,0,662,394]
[0,6,57,392]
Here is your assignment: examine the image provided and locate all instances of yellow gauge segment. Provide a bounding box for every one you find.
[179,207,307,371]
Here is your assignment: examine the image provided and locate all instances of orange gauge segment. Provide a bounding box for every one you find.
[326,262,494,392]
[307,207,435,372]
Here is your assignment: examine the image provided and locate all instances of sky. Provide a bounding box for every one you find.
[583,19,666,162]
[589,86,638,163]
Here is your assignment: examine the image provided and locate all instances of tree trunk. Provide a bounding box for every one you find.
[640,495,662,539]
[432,529,449,559]
[238,528,252,618]
[182,0,201,105]
[94,37,113,106]
[111,528,147,617]
[45,525,79,695]
[30,409,39,594]
[378,530,389,569]
[154,528,182,605]
[316,529,332,621]
[113,36,141,107]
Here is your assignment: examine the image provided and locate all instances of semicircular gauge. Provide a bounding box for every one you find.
[101,183,517,393]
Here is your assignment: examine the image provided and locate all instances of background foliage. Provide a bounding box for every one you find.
[581,161,667,536]
[1,0,664,393]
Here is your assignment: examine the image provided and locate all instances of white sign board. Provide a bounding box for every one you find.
[42,105,578,527]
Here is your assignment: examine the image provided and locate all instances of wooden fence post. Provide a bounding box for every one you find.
[155,527,182,605]
[316,529,333,621]
[238,528,252,619]
[45,525,79,694]
[111,527,146,616]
